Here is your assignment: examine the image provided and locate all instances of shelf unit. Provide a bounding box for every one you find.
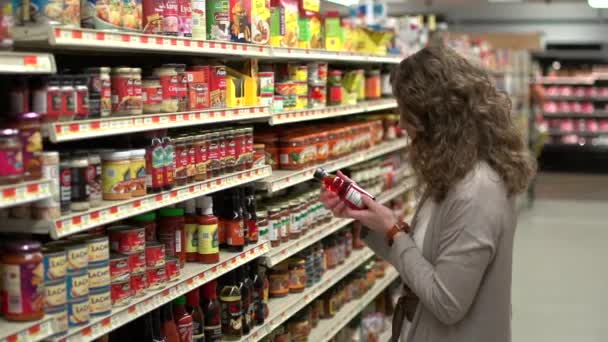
[0,51,56,74]
[14,26,402,64]
[0,166,271,239]
[544,95,608,102]
[261,178,415,267]
[0,318,54,342]
[535,76,596,85]
[242,247,375,342]
[257,138,409,193]
[542,111,608,119]
[308,268,399,342]
[47,106,270,143]
[0,179,52,209]
[269,99,396,125]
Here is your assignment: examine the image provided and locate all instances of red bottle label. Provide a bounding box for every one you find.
[175,144,188,181]
[225,220,244,247]
[111,75,130,113]
[76,88,89,117]
[159,74,179,99]
[177,318,193,342]
[0,149,24,176]
[143,86,162,105]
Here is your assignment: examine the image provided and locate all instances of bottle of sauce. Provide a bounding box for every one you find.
[244,187,258,244]
[196,196,219,264]
[313,168,374,210]
[238,188,249,245]
[250,260,265,325]
[163,136,175,190]
[161,303,180,342]
[181,199,199,262]
[146,137,166,193]
[223,190,244,253]
[186,289,205,342]
[173,296,193,342]
[219,271,242,340]
[201,280,222,342]
[13,112,42,181]
[158,207,186,267]
[238,265,253,334]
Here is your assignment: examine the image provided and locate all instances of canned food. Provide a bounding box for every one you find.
[69,234,110,263]
[128,252,146,273]
[130,272,148,297]
[46,304,68,338]
[146,266,167,290]
[109,253,130,282]
[88,261,111,288]
[145,242,165,268]
[89,286,112,317]
[43,248,67,281]
[108,225,146,254]
[46,241,88,271]
[258,72,275,94]
[67,269,89,300]
[45,278,67,307]
[165,256,180,282]
[68,296,90,327]
[288,64,308,82]
[294,82,308,96]
[111,280,132,307]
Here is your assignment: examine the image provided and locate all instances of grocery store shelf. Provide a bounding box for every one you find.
[535,76,596,85]
[544,95,608,102]
[47,106,270,143]
[0,166,271,239]
[0,317,54,342]
[542,111,608,119]
[242,247,375,342]
[269,99,397,125]
[0,51,56,74]
[269,47,402,64]
[257,138,409,193]
[548,130,608,137]
[261,178,415,267]
[63,241,269,342]
[308,267,399,342]
[0,179,52,209]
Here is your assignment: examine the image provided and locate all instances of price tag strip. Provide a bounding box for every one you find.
[241,248,375,342]
[0,179,52,209]
[58,241,270,342]
[259,138,409,193]
[269,99,397,126]
[0,51,56,74]
[269,47,403,64]
[48,106,270,143]
[308,268,399,342]
[262,181,414,267]
[0,318,54,342]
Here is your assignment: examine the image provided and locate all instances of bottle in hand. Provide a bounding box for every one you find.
[313,168,374,210]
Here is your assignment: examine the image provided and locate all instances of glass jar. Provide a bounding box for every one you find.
[173,137,188,186]
[142,76,162,114]
[288,258,306,293]
[129,149,147,197]
[153,66,179,113]
[59,75,76,121]
[256,209,269,242]
[268,207,281,247]
[13,113,42,181]
[131,68,143,115]
[74,75,90,120]
[69,154,90,212]
[288,200,300,240]
[193,134,207,182]
[279,136,308,170]
[279,204,290,243]
[253,143,266,168]
[110,67,133,116]
[101,151,132,201]
[174,64,189,112]
[256,134,279,170]
[365,70,381,100]
[328,70,343,106]
[244,127,254,169]
[206,132,221,178]
[268,265,289,298]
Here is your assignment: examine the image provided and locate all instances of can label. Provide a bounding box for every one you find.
[145,244,166,268]
[66,245,89,271]
[143,86,163,106]
[46,305,68,336]
[68,298,90,327]
[165,259,180,281]
[109,256,130,282]
[147,266,168,290]
[109,228,146,254]
[45,279,67,307]
[89,287,111,316]
[130,272,148,297]
[87,237,109,263]
[43,251,67,281]
[110,281,131,307]
[88,262,110,288]
[67,270,89,300]
[128,253,146,273]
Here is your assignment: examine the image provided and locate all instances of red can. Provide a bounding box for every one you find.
[165,257,180,282]
[209,66,226,109]
[143,0,164,34]
[111,68,133,115]
[147,266,168,290]
[130,272,148,297]
[178,0,192,37]
[111,280,132,307]
[163,0,179,36]
[108,226,146,254]
[109,253,130,282]
[128,252,146,273]
[145,242,166,268]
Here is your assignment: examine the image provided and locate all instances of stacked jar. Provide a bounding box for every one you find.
[101,150,147,201]
[107,224,147,306]
[308,62,328,109]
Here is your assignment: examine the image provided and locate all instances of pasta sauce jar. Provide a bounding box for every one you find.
[0,129,24,185]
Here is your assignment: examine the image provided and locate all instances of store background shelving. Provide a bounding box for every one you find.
[268,99,397,125]
[0,180,52,209]
[0,51,56,74]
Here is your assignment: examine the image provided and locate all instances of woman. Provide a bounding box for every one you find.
[320,44,535,342]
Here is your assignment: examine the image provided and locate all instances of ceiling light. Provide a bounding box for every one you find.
[588,0,608,8]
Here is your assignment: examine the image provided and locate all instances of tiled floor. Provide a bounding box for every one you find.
[512,173,608,342]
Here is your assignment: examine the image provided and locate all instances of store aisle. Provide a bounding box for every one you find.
[512,173,608,342]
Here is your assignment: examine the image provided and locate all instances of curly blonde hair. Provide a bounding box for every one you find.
[391,44,536,201]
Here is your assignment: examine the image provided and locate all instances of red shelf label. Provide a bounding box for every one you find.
[72,30,83,39]
[23,55,38,66]
[2,188,16,198]
[95,32,105,40]
[26,183,39,193]
[156,37,163,45]
[110,206,118,214]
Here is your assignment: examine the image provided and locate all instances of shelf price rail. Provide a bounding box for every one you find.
[269,99,397,125]
[0,179,52,209]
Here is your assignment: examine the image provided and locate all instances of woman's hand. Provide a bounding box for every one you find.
[318,172,398,234]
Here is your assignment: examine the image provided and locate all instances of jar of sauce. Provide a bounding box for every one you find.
[111,67,133,116]
[288,258,306,293]
[0,129,24,185]
[142,76,162,114]
[256,209,269,242]
[267,207,281,247]
[158,207,186,267]
[365,70,381,100]
[268,264,289,298]
[130,149,146,197]
[13,112,42,181]
[288,200,300,240]
[328,70,343,106]
[130,212,157,241]
[0,240,44,321]
[131,67,143,115]
[153,66,179,113]
[279,205,290,243]
[193,134,207,182]
[69,154,90,212]
[101,151,132,201]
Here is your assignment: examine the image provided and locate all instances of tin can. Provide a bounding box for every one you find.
[69,234,110,263]
[109,253,130,282]
[42,247,67,281]
[108,225,146,254]
[178,0,192,37]
[258,72,274,94]
[83,67,111,118]
[68,296,90,327]
[127,252,146,274]
[89,286,112,317]
[45,278,67,307]
[145,242,165,268]
[143,0,163,34]
[209,65,226,108]
[111,67,133,115]
[122,0,142,30]
[163,0,179,35]
[67,269,89,300]
[46,241,88,271]
[130,272,148,297]
[288,64,307,82]
[111,280,132,307]
[88,261,111,288]
[146,266,167,290]
[46,304,68,338]
[165,256,180,282]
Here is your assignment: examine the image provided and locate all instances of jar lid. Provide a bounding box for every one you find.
[158,207,185,217]
[0,128,19,137]
[102,150,131,161]
[253,143,265,149]
[4,240,41,253]
[18,112,41,121]
[132,67,142,73]
[329,70,342,76]
[130,149,146,157]
[143,75,160,81]
[131,211,156,222]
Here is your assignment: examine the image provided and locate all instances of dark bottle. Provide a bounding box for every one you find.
[244,187,259,244]
[224,190,244,252]
[313,167,375,210]
[238,188,249,245]
[239,264,254,333]
[250,260,265,325]
[162,136,175,190]
[201,280,222,342]
[219,271,242,340]
[161,304,180,342]
[173,296,193,342]
[152,308,166,342]
[186,289,206,342]
[146,137,165,193]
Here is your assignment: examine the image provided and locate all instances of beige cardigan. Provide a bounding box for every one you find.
[364,162,516,342]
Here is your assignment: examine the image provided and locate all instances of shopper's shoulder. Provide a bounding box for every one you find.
[453,161,508,202]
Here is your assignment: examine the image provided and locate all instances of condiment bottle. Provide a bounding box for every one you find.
[236,266,253,334]
[244,187,258,244]
[161,304,180,342]
[60,75,76,121]
[250,260,265,325]
[13,112,42,181]
[219,271,242,339]
[181,199,199,262]
[158,207,186,267]
[146,137,165,193]
[173,296,193,342]
[59,155,72,214]
[186,289,205,342]
[196,196,219,264]
[0,128,24,185]
[223,190,244,253]
[163,136,176,190]
[201,280,222,341]
[313,168,374,210]
[69,153,90,212]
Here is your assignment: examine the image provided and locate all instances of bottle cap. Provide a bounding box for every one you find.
[174,295,186,305]
[199,196,214,215]
[158,207,184,217]
[313,167,328,181]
